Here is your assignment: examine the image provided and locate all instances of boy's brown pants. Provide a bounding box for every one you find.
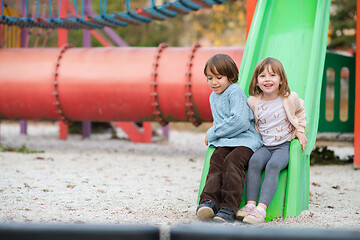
[199,146,253,213]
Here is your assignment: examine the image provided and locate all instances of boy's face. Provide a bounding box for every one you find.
[206,67,231,94]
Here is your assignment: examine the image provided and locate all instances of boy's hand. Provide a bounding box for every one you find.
[205,135,208,146]
[296,132,307,151]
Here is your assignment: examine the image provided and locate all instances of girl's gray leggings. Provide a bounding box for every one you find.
[246,141,290,207]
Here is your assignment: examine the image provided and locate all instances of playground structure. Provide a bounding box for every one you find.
[0,45,243,124]
[0,0,228,29]
[0,0,358,223]
[319,53,355,134]
[199,0,330,221]
[0,0,230,141]
[0,1,356,162]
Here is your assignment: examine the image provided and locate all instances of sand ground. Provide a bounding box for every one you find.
[0,121,359,232]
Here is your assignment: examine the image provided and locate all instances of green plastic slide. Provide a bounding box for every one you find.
[198,0,331,221]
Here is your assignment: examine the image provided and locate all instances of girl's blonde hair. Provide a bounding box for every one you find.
[204,54,239,83]
[249,57,290,97]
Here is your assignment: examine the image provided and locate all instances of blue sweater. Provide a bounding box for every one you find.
[206,83,262,152]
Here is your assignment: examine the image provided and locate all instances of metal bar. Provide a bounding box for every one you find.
[0,223,160,240]
[354,0,360,168]
[171,224,360,240]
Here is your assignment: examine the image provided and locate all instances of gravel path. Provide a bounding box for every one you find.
[0,121,359,231]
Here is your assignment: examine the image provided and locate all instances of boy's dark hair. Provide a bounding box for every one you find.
[204,54,239,83]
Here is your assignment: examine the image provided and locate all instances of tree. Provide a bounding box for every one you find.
[328,0,356,53]
[181,1,246,47]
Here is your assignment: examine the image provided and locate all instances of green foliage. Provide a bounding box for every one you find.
[328,0,356,52]
[184,1,246,47]
[0,144,44,153]
[310,146,352,165]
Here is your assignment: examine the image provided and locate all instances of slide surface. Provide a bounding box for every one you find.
[198,0,331,220]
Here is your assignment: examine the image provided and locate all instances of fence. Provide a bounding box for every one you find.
[318,52,355,133]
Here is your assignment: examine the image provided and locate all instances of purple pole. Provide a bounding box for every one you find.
[81,0,123,139]
[20,0,28,135]
[81,2,92,138]
[162,124,170,139]
[83,0,169,138]
[102,27,128,47]
[84,1,128,47]
[82,121,91,138]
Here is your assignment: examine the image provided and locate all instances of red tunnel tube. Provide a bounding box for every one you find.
[0,46,244,124]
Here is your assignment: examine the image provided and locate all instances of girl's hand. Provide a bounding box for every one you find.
[296,132,307,151]
[205,135,208,146]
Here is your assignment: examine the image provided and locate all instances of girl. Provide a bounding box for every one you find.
[196,54,262,223]
[236,57,307,224]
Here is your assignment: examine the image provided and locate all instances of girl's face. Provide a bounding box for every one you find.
[257,65,282,100]
[206,67,232,94]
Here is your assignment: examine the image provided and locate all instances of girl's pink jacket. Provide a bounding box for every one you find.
[247,92,306,140]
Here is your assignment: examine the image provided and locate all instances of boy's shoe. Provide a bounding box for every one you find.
[236,203,256,220]
[213,207,236,223]
[242,206,266,224]
[196,200,216,220]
